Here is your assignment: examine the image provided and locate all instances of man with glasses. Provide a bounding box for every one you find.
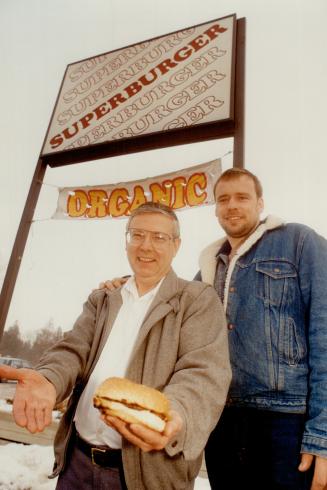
[0,202,231,490]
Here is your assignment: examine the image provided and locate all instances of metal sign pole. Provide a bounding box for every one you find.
[233,18,245,168]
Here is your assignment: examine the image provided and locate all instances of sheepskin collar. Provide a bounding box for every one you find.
[199,215,284,286]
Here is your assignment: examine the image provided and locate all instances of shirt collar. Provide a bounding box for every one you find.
[123,275,164,301]
[216,239,231,257]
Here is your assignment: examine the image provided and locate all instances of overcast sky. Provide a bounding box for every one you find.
[0,0,326,337]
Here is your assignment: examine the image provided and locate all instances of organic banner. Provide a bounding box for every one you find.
[42,14,235,155]
[53,159,221,220]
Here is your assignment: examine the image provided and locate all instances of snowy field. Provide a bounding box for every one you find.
[0,440,210,490]
[0,443,210,489]
[0,443,57,490]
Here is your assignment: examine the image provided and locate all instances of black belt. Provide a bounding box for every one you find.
[75,433,122,468]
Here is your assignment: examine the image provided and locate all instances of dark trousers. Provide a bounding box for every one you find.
[205,407,314,490]
[56,440,127,490]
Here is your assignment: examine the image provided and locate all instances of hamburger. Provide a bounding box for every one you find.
[93,377,170,433]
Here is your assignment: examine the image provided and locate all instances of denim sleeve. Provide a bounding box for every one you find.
[299,229,327,457]
[193,270,202,281]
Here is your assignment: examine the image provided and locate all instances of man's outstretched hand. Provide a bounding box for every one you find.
[0,365,56,433]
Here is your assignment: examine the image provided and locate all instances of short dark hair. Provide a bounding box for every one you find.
[214,168,263,198]
[127,202,180,238]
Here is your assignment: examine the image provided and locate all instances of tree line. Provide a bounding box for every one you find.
[0,320,63,366]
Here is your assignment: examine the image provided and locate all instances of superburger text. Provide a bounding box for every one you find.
[50,23,227,149]
[66,172,208,219]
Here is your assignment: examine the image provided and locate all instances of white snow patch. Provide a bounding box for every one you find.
[0,443,57,489]
[0,443,210,489]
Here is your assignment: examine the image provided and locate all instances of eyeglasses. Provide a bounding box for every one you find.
[126,228,177,248]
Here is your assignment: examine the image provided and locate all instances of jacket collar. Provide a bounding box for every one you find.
[199,215,284,286]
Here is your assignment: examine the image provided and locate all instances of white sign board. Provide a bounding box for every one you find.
[42,15,236,156]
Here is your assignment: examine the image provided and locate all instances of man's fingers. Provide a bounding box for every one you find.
[43,406,53,428]
[104,281,116,291]
[12,397,27,427]
[112,278,128,288]
[97,281,115,291]
[25,403,39,433]
[118,425,154,452]
[163,410,183,439]
[14,401,52,433]
[104,416,154,452]
[35,404,53,432]
[129,423,168,450]
[97,278,128,291]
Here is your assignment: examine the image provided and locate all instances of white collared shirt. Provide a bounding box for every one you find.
[74,276,163,447]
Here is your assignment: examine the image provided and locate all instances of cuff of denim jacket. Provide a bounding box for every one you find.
[301,435,327,458]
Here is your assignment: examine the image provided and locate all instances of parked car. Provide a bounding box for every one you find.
[0,357,32,382]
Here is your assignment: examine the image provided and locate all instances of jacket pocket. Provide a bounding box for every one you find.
[284,317,306,365]
[256,261,297,306]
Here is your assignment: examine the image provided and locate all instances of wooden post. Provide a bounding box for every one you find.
[0,158,47,340]
[233,18,246,168]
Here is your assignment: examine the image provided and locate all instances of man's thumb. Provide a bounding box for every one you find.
[0,364,24,382]
[298,453,314,472]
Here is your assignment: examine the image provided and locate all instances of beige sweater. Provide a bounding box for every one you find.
[37,269,231,490]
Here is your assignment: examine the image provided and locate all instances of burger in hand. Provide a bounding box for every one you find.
[93,377,171,433]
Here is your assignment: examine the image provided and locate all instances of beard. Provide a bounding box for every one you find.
[220,216,260,239]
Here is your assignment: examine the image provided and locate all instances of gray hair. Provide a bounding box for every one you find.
[126,202,180,238]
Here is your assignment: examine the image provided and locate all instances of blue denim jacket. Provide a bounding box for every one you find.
[198,216,327,457]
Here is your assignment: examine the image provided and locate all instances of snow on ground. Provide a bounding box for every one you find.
[0,443,210,489]
[0,443,57,490]
[0,399,11,413]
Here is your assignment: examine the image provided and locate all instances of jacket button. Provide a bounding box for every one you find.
[230,287,236,292]
[228,323,235,330]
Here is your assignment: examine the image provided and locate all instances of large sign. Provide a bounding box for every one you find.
[53,159,221,219]
[42,15,236,156]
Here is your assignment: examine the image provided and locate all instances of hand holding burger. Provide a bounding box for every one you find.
[93,377,183,452]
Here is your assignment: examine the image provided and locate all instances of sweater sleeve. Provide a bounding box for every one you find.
[35,290,106,403]
[163,283,231,460]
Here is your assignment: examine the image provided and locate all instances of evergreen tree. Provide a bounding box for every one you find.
[0,319,63,365]
[0,321,28,358]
